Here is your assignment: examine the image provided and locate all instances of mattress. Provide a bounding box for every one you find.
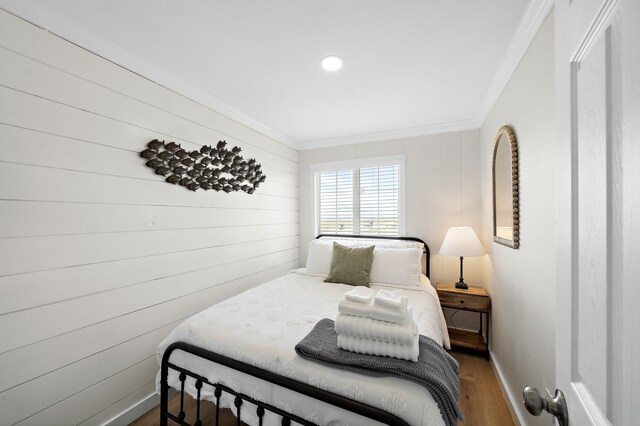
[156,269,450,426]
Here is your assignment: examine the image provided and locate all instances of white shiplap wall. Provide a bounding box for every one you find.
[0,9,298,426]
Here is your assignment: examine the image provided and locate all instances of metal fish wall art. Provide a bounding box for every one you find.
[140,139,266,193]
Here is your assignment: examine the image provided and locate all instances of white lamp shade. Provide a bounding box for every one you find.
[439,227,486,257]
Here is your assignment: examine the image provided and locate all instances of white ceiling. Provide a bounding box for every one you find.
[3,0,535,148]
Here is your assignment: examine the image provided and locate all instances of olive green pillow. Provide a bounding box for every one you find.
[324,242,375,286]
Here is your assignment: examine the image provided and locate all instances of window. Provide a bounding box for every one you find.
[312,156,404,236]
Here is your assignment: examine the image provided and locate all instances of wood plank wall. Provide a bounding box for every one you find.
[0,10,298,425]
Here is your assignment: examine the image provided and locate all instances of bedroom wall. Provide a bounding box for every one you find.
[0,9,298,425]
[298,130,484,329]
[480,11,555,425]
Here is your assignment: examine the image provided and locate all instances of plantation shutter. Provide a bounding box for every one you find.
[315,164,400,236]
[316,169,354,234]
[359,165,399,236]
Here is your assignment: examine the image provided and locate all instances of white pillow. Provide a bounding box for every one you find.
[369,247,423,286]
[305,240,334,274]
[329,238,423,251]
[306,239,372,275]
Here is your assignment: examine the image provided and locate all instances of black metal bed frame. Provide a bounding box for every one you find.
[160,235,430,426]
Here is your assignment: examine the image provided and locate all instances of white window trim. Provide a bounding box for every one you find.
[309,155,406,237]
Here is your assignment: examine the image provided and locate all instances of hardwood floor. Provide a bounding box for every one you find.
[453,350,514,426]
[130,350,514,426]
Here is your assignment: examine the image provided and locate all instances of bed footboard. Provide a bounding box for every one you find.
[160,342,410,426]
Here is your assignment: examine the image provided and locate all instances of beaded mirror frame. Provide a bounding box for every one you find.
[492,125,520,249]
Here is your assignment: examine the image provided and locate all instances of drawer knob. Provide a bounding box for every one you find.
[460,300,464,304]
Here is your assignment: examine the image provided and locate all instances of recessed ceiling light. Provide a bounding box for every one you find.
[321,56,343,71]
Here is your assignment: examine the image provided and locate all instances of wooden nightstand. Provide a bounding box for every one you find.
[436,282,491,360]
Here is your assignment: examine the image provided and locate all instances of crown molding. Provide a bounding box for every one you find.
[474,0,555,127]
[297,119,479,150]
[0,0,298,150]
[1,0,554,152]
[295,0,556,152]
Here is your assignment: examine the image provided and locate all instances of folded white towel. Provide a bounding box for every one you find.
[335,313,417,345]
[344,286,374,304]
[339,299,414,325]
[370,303,413,325]
[337,334,419,362]
[338,299,371,318]
[374,289,408,310]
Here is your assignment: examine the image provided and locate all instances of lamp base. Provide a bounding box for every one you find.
[455,280,468,290]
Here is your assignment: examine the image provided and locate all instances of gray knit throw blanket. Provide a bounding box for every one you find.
[295,318,463,426]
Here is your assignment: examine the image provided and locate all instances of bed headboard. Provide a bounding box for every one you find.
[315,234,431,279]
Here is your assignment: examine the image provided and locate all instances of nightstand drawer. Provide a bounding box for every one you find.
[438,291,490,312]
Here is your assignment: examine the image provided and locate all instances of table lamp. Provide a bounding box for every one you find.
[439,227,486,289]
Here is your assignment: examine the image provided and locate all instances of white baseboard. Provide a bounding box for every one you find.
[104,391,163,426]
[490,351,528,426]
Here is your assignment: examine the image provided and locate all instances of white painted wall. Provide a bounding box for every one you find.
[480,12,556,425]
[0,10,298,425]
[298,130,484,329]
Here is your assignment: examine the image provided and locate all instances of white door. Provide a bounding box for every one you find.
[551,0,640,424]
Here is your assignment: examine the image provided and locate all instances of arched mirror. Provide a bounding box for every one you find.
[492,125,519,249]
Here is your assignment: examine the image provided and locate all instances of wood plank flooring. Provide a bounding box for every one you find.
[454,350,515,426]
[131,350,514,426]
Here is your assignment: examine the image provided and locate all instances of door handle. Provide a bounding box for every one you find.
[523,386,568,426]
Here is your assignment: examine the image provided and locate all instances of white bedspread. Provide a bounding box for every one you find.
[156,269,450,426]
